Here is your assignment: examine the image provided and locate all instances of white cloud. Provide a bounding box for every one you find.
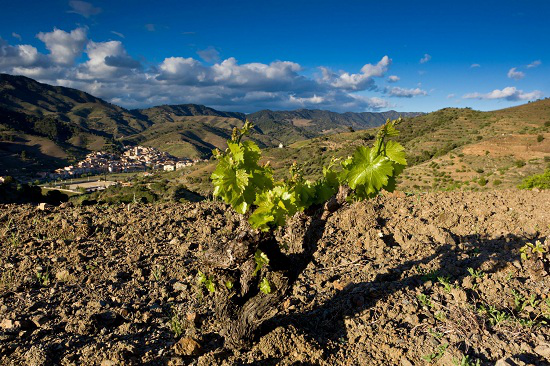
[68,1,101,18]
[197,47,220,63]
[0,38,47,68]
[76,40,141,79]
[387,75,400,83]
[37,27,87,65]
[145,24,155,32]
[527,60,541,68]
[157,57,208,83]
[420,54,431,64]
[470,63,480,68]
[289,94,324,105]
[447,93,456,99]
[320,56,391,91]
[110,31,125,39]
[463,87,543,101]
[385,86,427,98]
[11,32,21,41]
[0,28,397,112]
[507,67,525,80]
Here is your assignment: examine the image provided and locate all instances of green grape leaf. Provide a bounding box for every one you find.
[248,207,275,232]
[384,163,406,192]
[205,279,215,293]
[197,270,207,284]
[292,180,317,209]
[346,146,394,196]
[227,141,244,164]
[379,118,399,137]
[241,140,262,165]
[249,185,298,231]
[253,250,269,276]
[197,271,215,293]
[211,133,274,214]
[259,277,272,294]
[384,140,407,165]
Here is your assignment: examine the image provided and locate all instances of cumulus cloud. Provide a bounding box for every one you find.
[420,54,431,64]
[68,1,101,18]
[507,67,525,80]
[387,75,400,83]
[76,40,141,79]
[527,60,541,68]
[0,38,48,68]
[0,28,397,112]
[289,94,324,106]
[463,87,543,101]
[320,56,391,91]
[385,86,427,98]
[37,27,87,65]
[197,47,220,63]
[11,32,22,41]
[470,63,480,68]
[447,93,456,99]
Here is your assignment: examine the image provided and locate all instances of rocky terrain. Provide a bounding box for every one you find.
[0,190,549,365]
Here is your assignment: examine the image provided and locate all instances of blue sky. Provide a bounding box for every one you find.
[0,0,548,113]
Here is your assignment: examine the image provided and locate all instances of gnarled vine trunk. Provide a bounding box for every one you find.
[199,187,350,350]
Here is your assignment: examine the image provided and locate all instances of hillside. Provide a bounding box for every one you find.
[0,74,419,177]
[178,99,550,195]
[247,109,423,145]
[0,74,150,136]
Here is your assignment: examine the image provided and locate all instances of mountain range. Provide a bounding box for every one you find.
[0,73,421,176]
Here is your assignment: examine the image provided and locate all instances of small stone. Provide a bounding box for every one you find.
[142,312,152,322]
[55,269,71,282]
[24,345,50,366]
[100,360,117,366]
[32,315,49,328]
[450,288,467,302]
[534,344,550,359]
[186,312,197,324]
[495,358,514,366]
[173,337,202,356]
[0,319,14,329]
[173,282,188,292]
[401,357,414,366]
[37,203,51,211]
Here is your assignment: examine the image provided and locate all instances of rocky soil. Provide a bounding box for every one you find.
[0,190,549,365]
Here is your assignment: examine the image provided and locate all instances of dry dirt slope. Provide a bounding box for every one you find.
[0,190,549,365]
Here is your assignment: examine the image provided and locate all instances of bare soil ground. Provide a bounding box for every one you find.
[1,190,549,365]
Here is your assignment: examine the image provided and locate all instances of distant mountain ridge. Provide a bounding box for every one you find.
[136,104,246,123]
[0,73,422,176]
[247,109,423,144]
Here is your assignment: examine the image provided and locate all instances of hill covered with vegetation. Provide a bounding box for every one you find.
[0,74,419,177]
[178,99,550,195]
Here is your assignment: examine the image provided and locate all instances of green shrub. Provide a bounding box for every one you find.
[518,169,550,190]
[515,160,526,168]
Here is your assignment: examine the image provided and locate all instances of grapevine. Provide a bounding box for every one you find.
[206,117,407,349]
[212,118,407,230]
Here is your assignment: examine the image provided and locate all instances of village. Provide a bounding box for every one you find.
[50,146,203,179]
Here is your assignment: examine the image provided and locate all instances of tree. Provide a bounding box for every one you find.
[202,118,407,349]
